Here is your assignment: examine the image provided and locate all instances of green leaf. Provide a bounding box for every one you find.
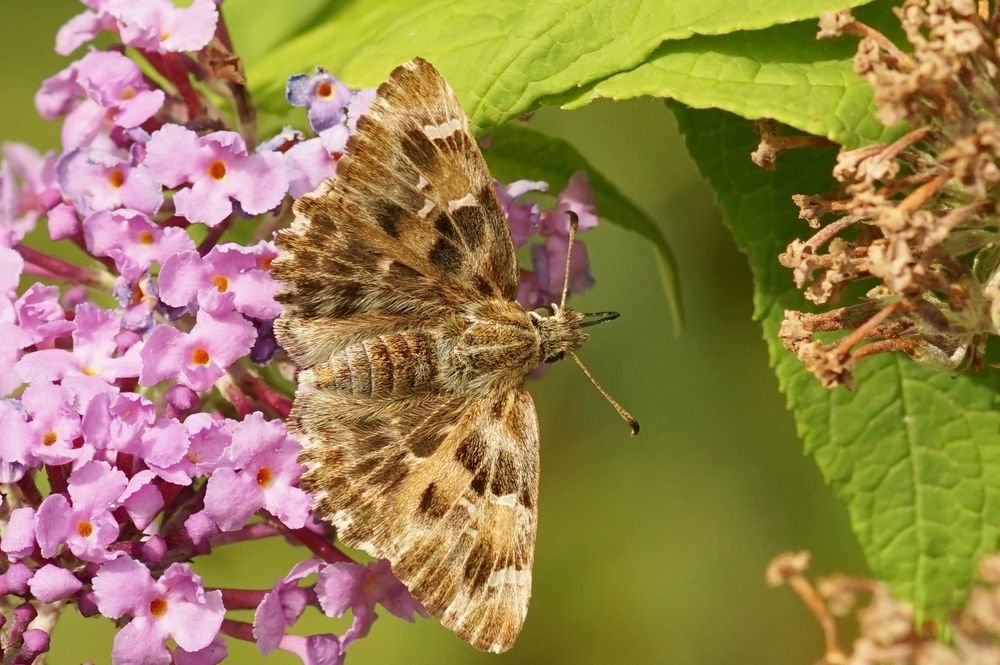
[560,18,891,147]
[222,0,337,68]
[485,123,682,333]
[243,0,879,135]
[673,104,1000,617]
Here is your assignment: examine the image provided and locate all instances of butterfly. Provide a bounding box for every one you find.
[272,57,637,653]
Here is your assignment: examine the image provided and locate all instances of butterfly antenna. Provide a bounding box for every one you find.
[569,351,640,436]
[558,211,580,310]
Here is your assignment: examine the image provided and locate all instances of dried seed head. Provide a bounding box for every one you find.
[779,0,1000,388]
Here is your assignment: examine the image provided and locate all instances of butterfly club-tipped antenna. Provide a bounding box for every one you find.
[559,210,639,437]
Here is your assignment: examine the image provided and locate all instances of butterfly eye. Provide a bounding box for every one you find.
[544,351,565,363]
[532,305,554,318]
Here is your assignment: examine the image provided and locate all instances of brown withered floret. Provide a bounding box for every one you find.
[762,0,1000,388]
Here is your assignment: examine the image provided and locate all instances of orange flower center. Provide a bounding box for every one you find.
[211,275,229,293]
[81,366,97,376]
[119,86,136,100]
[191,348,211,365]
[41,431,58,446]
[159,31,170,43]
[138,230,154,245]
[316,82,334,98]
[208,160,227,180]
[258,256,273,270]
[256,467,273,488]
[107,169,125,188]
[149,597,167,617]
[76,520,93,537]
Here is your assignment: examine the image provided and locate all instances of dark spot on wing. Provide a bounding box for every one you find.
[372,200,405,238]
[473,276,494,297]
[471,467,489,496]
[455,432,487,472]
[418,483,448,517]
[429,237,462,271]
[402,128,438,173]
[463,538,495,589]
[490,450,519,497]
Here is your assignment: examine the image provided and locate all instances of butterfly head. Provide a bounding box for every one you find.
[530,304,588,363]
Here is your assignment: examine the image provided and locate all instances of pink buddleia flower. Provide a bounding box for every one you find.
[35,460,127,562]
[57,148,162,216]
[540,170,598,235]
[36,51,164,149]
[276,634,343,665]
[283,126,347,197]
[147,413,229,484]
[139,306,256,391]
[55,4,118,56]
[253,560,322,654]
[82,391,155,454]
[20,381,85,467]
[202,412,311,531]
[13,283,75,347]
[0,143,61,245]
[158,243,281,319]
[16,302,141,409]
[0,400,33,479]
[496,179,548,247]
[92,556,225,665]
[84,209,193,281]
[315,559,427,648]
[118,417,191,480]
[530,234,594,307]
[144,125,288,226]
[106,0,219,54]
[345,88,376,131]
[286,68,352,134]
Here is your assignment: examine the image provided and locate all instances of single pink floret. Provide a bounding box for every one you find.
[92,556,224,665]
[144,125,288,226]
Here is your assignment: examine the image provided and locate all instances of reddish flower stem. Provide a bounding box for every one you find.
[220,618,256,642]
[210,522,280,547]
[217,588,266,610]
[16,474,43,507]
[279,523,352,564]
[16,245,104,287]
[143,51,204,120]
[197,215,235,255]
[45,464,69,496]
[229,365,292,419]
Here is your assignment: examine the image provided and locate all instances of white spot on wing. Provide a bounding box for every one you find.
[457,496,478,515]
[418,198,435,218]
[486,566,531,588]
[491,493,517,507]
[448,193,476,212]
[423,118,463,139]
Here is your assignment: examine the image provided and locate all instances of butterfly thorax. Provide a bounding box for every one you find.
[439,300,587,394]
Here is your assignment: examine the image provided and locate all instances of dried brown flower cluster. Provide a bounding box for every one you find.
[767,550,1000,665]
[771,0,1000,388]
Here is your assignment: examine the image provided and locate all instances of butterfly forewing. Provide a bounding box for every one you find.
[273,57,540,653]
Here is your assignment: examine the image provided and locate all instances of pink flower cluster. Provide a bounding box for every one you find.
[0,2,600,663]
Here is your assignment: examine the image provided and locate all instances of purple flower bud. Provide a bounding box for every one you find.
[0,563,34,596]
[0,507,37,561]
[15,629,51,664]
[28,564,83,603]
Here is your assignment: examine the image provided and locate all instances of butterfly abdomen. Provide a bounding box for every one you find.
[313,331,441,397]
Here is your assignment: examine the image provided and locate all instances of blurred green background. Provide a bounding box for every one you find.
[0,3,868,664]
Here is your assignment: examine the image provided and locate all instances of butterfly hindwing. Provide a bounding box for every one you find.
[291,378,539,653]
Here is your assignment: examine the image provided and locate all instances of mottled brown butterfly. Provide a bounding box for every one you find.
[272,57,637,653]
